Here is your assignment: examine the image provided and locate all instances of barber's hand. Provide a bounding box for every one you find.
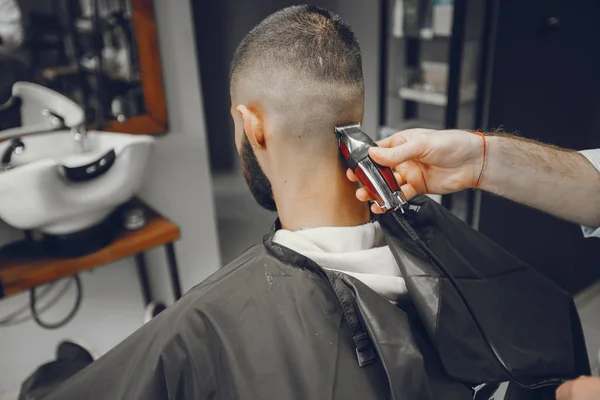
[347,129,483,213]
[556,377,600,400]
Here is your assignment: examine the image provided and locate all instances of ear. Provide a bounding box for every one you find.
[236,105,265,149]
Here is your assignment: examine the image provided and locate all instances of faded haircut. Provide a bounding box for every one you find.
[230,5,365,153]
[230,5,363,88]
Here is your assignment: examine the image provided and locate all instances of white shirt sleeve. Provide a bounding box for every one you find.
[579,149,600,238]
[0,0,24,48]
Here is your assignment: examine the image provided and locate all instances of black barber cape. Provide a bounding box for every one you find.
[46,196,589,400]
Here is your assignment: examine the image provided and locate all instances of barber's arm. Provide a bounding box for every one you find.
[350,129,600,229]
[475,136,600,229]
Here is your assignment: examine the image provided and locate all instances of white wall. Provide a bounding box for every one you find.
[137,0,221,302]
[0,0,220,395]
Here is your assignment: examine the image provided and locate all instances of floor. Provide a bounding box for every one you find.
[213,166,600,379]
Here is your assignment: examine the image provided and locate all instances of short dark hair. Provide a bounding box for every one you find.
[230,5,363,87]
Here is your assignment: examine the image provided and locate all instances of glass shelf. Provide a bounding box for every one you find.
[398,83,477,106]
[398,31,451,40]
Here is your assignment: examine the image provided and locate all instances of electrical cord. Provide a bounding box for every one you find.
[0,281,58,325]
[392,210,563,390]
[29,275,83,330]
[0,279,75,327]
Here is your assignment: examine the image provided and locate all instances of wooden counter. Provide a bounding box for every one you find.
[0,205,180,298]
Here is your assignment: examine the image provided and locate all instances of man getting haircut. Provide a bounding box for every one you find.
[45,6,473,399]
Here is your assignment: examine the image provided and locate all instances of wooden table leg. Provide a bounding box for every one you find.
[165,243,182,300]
[135,252,152,305]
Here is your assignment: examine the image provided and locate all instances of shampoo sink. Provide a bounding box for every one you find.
[0,130,154,236]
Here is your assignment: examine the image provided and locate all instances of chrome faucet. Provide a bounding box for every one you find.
[0,108,67,142]
[42,109,66,128]
[71,124,91,153]
[0,108,92,154]
[0,138,25,171]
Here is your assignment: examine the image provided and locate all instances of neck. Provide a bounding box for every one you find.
[272,158,370,231]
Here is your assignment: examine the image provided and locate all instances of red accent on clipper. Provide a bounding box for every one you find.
[339,141,351,160]
[335,124,408,212]
[354,167,383,206]
[341,140,385,205]
[380,167,400,193]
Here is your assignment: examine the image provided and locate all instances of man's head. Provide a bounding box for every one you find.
[230,5,364,211]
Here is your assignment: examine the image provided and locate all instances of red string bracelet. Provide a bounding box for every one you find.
[473,131,486,190]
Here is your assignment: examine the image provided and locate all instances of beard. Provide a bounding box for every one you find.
[240,134,277,211]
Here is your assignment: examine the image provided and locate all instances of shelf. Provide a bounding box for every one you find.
[399,84,477,107]
[0,200,180,298]
[75,18,94,33]
[399,87,447,106]
[397,33,451,40]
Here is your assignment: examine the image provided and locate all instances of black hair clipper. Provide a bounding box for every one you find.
[335,124,408,213]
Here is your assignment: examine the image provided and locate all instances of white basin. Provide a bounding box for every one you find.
[0,130,154,235]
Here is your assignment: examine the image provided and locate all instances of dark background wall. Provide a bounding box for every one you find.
[192,0,379,173]
[478,0,600,294]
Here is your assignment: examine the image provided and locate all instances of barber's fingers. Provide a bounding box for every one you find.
[375,135,402,149]
[555,376,600,400]
[555,380,573,400]
[375,129,436,149]
[364,183,417,203]
[356,187,371,202]
[399,183,418,201]
[347,169,359,182]
[369,183,417,214]
[355,172,405,201]
[394,171,404,185]
[348,169,404,185]
[369,139,425,168]
[371,203,385,214]
[357,182,417,207]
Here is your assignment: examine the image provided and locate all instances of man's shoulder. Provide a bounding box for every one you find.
[164,241,326,323]
[148,241,330,347]
[165,243,285,316]
[137,245,270,340]
[187,243,270,298]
